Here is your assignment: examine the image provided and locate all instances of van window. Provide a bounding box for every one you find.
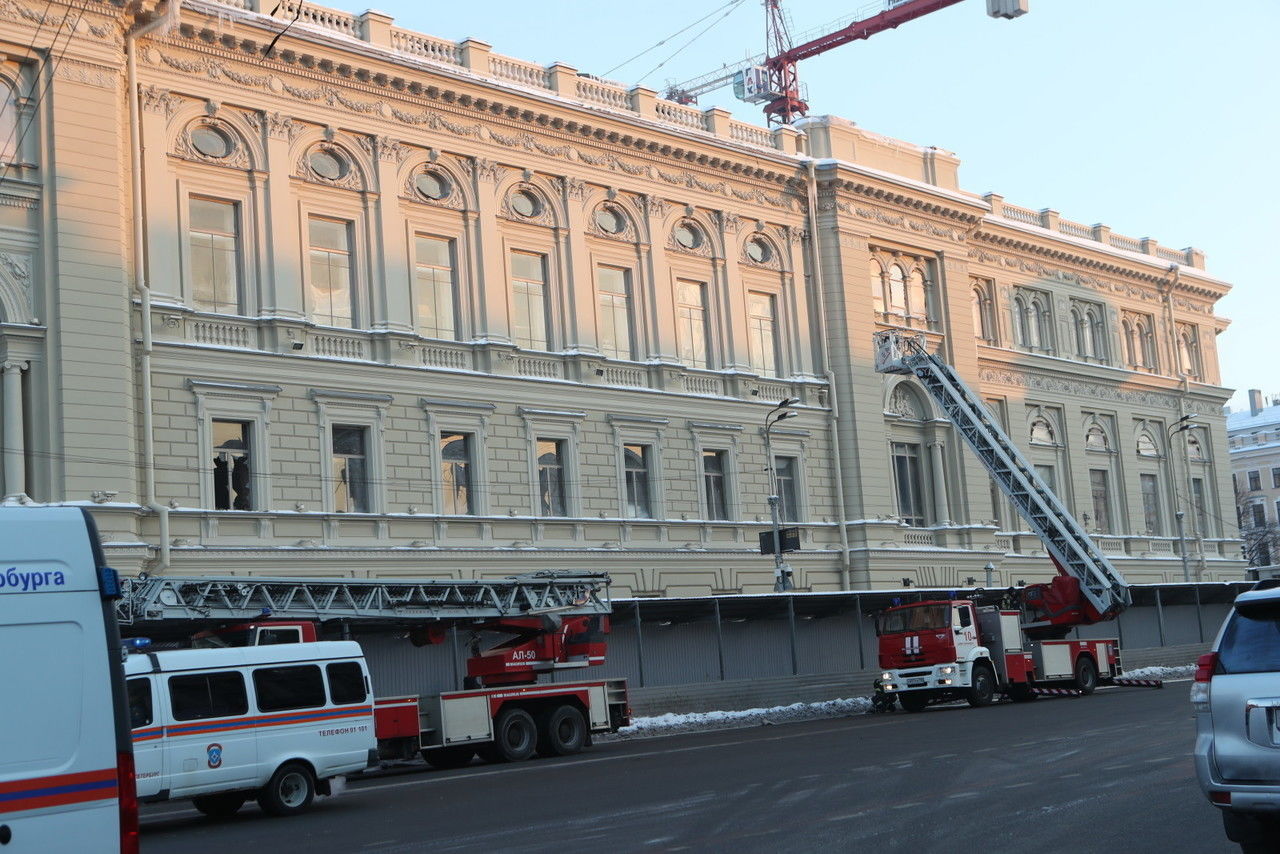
[128,678,153,729]
[253,665,325,712]
[169,671,248,721]
[326,662,367,705]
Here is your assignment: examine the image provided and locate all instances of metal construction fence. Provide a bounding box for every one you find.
[355,582,1251,697]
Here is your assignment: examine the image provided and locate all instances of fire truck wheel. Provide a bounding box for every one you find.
[191,792,246,819]
[537,705,587,757]
[966,664,996,707]
[480,708,538,763]
[898,692,929,713]
[1073,656,1099,695]
[257,762,315,817]
[421,746,475,769]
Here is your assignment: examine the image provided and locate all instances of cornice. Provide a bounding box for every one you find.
[154,13,809,212]
[976,361,1231,411]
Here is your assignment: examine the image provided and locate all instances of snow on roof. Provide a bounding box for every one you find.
[1228,405,1280,432]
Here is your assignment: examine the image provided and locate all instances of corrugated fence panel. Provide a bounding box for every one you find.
[722,617,793,680]
[356,631,459,696]
[638,620,721,686]
[795,614,861,676]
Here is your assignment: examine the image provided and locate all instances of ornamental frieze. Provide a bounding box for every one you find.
[968,246,1164,304]
[817,194,962,242]
[978,367,1221,415]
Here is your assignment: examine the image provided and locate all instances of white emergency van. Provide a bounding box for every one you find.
[124,641,377,817]
[0,507,137,854]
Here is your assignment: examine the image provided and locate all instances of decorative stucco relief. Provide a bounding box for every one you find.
[54,58,117,90]
[0,251,34,324]
[979,367,1220,414]
[817,194,963,242]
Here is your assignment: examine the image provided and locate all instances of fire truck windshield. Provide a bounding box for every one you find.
[877,604,949,635]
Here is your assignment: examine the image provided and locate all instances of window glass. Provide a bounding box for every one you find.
[511,251,548,350]
[596,266,632,361]
[189,197,241,314]
[331,425,369,513]
[212,419,252,511]
[775,455,800,524]
[623,443,652,518]
[256,627,302,645]
[414,171,450,200]
[253,665,326,713]
[1089,469,1112,534]
[702,449,728,521]
[168,672,248,721]
[537,438,567,516]
[891,443,924,527]
[128,678,152,729]
[413,235,456,340]
[441,431,474,515]
[1140,473,1162,535]
[327,662,367,705]
[308,217,354,327]
[676,280,709,369]
[1248,471,1261,491]
[191,125,232,159]
[954,606,972,629]
[747,292,778,377]
[1218,605,1280,674]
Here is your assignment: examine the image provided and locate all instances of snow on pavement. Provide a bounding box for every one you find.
[607,664,1193,739]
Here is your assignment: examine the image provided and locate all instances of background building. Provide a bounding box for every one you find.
[0,0,1244,593]
[1228,390,1280,569]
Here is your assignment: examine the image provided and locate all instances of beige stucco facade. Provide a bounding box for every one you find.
[0,0,1244,595]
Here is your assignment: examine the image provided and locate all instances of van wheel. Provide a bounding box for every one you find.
[257,763,315,817]
[967,664,996,707]
[478,708,537,763]
[191,792,246,819]
[1073,656,1099,695]
[537,705,588,757]
[422,745,475,769]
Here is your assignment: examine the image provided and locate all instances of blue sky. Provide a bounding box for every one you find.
[369,0,1277,409]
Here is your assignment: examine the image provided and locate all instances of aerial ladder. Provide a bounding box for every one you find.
[117,571,628,764]
[872,330,1138,710]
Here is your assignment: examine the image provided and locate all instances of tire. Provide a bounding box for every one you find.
[537,705,588,757]
[1008,683,1038,703]
[479,707,537,763]
[256,762,315,817]
[898,692,929,713]
[191,792,246,819]
[967,663,996,708]
[1073,656,1099,695]
[421,745,476,769]
[1223,810,1278,849]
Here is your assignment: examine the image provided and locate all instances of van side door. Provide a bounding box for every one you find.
[164,670,258,798]
[127,676,165,801]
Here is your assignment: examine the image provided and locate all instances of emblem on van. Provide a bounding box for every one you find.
[206,743,223,769]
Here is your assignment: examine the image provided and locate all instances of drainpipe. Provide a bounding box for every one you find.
[805,158,850,590]
[126,0,181,570]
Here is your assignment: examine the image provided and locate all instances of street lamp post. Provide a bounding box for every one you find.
[764,398,799,593]
[1167,413,1197,583]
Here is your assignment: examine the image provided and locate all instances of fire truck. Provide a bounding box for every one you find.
[872,330,1135,712]
[116,572,629,766]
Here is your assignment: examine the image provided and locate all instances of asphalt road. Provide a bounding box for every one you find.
[140,683,1235,853]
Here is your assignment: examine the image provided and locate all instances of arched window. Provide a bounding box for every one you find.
[869,260,885,315]
[1071,309,1087,357]
[1186,432,1205,461]
[1138,321,1157,370]
[971,287,993,342]
[1123,320,1137,367]
[1136,430,1160,457]
[1031,295,1051,351]
[0,79,18,165]
[1177,327,1200,378]
[1014,296,1031,347]
[1030,416,1056,445]
[907,268,927,325]
[1087,309,1105,361]
[887,265,907,315]
[1085,423,1109,451]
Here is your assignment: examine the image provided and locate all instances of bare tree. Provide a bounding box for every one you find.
[1235,482,1280,567]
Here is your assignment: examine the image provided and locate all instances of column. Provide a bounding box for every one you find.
[469,158,511,343]
[928,440,949,525]
[370,137,411,332]
[3,361,27,497]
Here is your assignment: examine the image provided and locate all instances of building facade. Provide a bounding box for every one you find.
[0,0,1244,594]
[1228,390,1280,568]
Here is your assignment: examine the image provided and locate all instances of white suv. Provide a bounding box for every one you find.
[1193,580,1280,852]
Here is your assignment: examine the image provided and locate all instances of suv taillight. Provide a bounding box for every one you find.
[117,750,138,854]
[1190,652,1217,712]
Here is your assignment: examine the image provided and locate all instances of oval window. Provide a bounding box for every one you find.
[511,190,540,218]
[674,222,702,249]
[415,170,450,200]
[308,148,347,181]
[746,237,772,263]
[190,125,232,159]
[594,207,624,234]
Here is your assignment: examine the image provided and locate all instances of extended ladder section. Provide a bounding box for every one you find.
[873,331,1131,621]
[116,571,612,625]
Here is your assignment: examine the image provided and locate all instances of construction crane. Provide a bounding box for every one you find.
[666,0,1028,125]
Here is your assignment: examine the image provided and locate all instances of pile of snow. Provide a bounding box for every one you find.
[611,696,872,739]
[1119,664,1195,681]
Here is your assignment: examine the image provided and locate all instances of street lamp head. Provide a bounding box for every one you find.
[777,410,798,421]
